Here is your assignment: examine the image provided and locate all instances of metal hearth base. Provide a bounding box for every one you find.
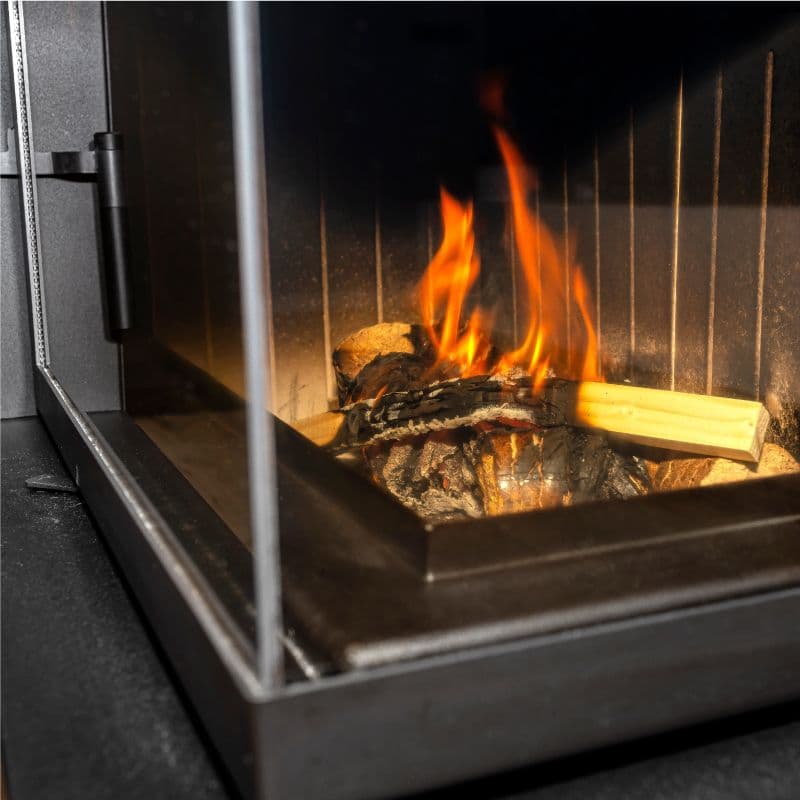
[271,415,800,671]
[40,379,800,798]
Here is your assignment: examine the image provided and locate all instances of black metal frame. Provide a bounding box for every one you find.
[10,2,800,798]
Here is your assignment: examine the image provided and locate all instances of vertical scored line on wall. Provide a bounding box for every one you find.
[563,159,571,355]
[426,202,434,262]
[267,294,278,415]
[426,203,433,264]
[195,147,216,376]
[374,190,384,323]
[319,182,334,403]
[593,136,602,370]
[628,107,636,378]
[135,55,158,337]
[508,202,519,342]
[535,183,543,322]
[706,67,723,395]
[263,186,279,413]
[754,51,774,400]
[670,73,684,391]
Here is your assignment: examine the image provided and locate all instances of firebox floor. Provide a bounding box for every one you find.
[4,416,800,800]
[134,409,252,547]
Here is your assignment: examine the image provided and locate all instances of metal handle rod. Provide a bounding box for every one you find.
[228,0,284,690]
[94,132,133,336]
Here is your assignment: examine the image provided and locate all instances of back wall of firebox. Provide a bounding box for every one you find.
[259,5,800,429]
[113,4,800,440]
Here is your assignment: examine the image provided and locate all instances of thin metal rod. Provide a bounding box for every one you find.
[100,1,113,130]
[228,0,283,690]
[7,0,50,366]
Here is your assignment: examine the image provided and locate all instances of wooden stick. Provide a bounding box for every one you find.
[291,410,348,450]
[291,378,770,463]
[573,382,769,462]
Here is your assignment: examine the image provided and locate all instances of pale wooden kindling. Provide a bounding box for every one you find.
[574,381,769,462]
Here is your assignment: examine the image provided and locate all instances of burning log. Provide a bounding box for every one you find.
[300,97,782,522]
[293,374,769,463]
[364,424,650,522]
[332,322,444,405]
[363,430,484,522]
[292,373,565,451]
[473,426,650,515]
[647,442,799,492]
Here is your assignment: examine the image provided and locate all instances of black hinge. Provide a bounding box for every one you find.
[1,127,97,176]
[2,128,133,338]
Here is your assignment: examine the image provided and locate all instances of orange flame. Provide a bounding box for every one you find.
[572,268,600,382]
[419,188,493,377]
[492,125,601,387]
[417,122,601,390]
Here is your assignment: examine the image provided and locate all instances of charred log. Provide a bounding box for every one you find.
[364,430,484,522]
[646,442,799,492]
[365,422,650,522]
[342,373,573,452]
[345,353,444,406]
[291,373,567,451]
[333,322,441,404]
[475,426,650,515]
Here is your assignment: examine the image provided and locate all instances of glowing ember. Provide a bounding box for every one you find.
[417,92,602,391]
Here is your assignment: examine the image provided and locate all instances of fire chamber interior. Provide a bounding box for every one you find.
[110,5,800,540]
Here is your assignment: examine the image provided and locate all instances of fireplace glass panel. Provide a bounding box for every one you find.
[91,3,800,675]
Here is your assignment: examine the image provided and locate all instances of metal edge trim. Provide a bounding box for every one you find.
[36,365,266,701]
[273,582,800,699]
[255,584,800,799]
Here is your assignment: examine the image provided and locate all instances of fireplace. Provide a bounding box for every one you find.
[11,2,800,798]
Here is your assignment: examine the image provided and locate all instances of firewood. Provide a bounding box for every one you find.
[349,374,567,442]
[473,426,649,516]
[333,322,421,383]
[290,410,349,449]
[647,443,799,492]
[291,374,563,450]
[332,322,440,404]
[292,375,770,463]
[364,424,650,522]
[574,381,770,462]
[363,430,484,522]
[344,352,438,406]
